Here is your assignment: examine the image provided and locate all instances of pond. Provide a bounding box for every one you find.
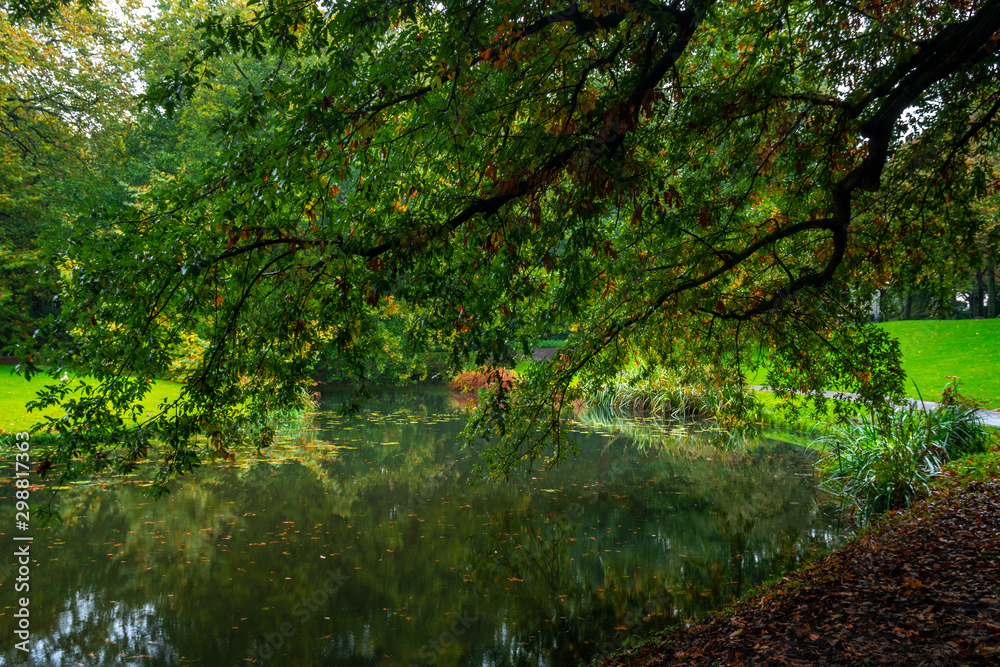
[0,386,847,666]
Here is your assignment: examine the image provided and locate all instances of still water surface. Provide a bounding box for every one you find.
[1,387,846,666]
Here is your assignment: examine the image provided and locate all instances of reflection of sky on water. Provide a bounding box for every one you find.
[0,387,847,666]
[24,593,175,666]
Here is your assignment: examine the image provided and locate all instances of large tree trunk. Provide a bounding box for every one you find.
[989,262,997,318]
[904,292,913,320]
[973,270,986,318]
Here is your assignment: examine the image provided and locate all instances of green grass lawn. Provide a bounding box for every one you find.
[880,319,1000,410]
[744,320,1000,410]
[0,366,185,433]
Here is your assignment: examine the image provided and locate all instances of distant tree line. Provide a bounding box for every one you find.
[873,261,998,321]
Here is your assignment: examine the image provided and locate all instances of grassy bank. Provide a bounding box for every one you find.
[880,319,1000,409]
[0,366,185,433]
[758,319,1000,443]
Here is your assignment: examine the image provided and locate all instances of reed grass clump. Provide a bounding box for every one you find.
[578,364,762,428]
[818,403,990,522]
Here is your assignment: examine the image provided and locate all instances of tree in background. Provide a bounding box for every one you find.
[873,163,999,322]
[20,0,1000,491]
[131,0,284,174]
[0,0,140,346]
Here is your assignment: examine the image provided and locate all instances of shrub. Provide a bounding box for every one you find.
[925,403,991,458]
[448,367,517,394]
[818,403,989,522]
[578,363,763,428]
[167,331,209,381]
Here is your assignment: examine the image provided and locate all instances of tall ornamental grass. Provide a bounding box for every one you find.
[819,403,990,522]
[579,364,763,428]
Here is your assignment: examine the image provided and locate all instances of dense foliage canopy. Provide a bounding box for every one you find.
[18,0,1000,492]
[0,0,140,343]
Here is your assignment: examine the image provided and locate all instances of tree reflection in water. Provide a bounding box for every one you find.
[0,387,845,666]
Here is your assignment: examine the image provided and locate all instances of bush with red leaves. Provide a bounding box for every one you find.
[447,367,517,394]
